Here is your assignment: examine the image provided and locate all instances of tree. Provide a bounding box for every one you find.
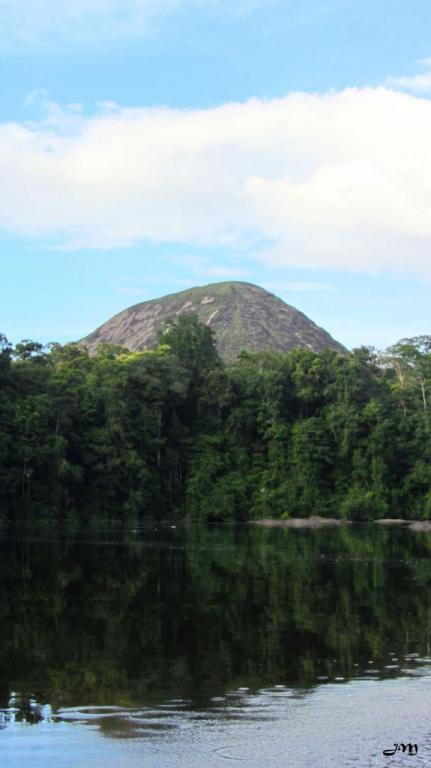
[385,337,431,421]
[158,313,220,379]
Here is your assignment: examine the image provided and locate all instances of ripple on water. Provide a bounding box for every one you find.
[3,676,431,767]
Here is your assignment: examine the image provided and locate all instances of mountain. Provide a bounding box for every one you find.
[82,281,347,362]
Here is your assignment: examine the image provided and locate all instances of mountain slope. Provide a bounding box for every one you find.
[82,282,347,362]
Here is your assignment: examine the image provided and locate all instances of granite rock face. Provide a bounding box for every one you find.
[82,281,347,362]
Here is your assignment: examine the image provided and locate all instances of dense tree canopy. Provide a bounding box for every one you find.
[0,318,430,521]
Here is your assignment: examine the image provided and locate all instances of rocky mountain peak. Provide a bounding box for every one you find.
[82,281,346,362]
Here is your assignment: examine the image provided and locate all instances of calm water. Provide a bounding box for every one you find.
[1,522,431,767]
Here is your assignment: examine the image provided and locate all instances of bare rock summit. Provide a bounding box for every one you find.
[82,281,346,363]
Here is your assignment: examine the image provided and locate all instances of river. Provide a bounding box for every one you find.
[1,521,430,766]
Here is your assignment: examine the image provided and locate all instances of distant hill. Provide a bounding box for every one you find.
[82,281,347,362]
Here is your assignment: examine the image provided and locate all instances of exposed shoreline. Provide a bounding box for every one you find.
[250,516,431,531]
[250,516,351,529]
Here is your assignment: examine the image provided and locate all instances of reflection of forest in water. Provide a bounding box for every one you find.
[1,523,431,722]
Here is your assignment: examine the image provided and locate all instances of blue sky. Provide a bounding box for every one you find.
[1,0,431,350]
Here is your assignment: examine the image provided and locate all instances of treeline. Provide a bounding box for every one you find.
[0,317,430,521]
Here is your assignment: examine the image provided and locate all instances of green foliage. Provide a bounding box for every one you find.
[158,312,220,378]
[0,328,430,521]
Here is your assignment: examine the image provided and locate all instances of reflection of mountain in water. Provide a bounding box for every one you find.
[1,524,431,721]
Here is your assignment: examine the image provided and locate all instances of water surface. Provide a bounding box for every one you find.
[1,522,431,766]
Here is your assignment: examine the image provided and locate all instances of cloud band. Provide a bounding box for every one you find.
[1,87,431,276]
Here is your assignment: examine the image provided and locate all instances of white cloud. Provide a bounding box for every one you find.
[2,87,431,277]
[264,281,336,293]
[165,252,252,278]
[116,285,147,296]
[0,0,167,47]
[0,0,264,48]
[204,265,252,277]
[387,58,431,92]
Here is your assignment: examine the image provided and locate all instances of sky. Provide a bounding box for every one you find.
[1,0,431,350]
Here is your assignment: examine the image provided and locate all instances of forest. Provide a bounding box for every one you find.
[0,316,430,522]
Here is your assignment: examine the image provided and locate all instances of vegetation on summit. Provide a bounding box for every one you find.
[83,281,346,362]
[1,317,430,522]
